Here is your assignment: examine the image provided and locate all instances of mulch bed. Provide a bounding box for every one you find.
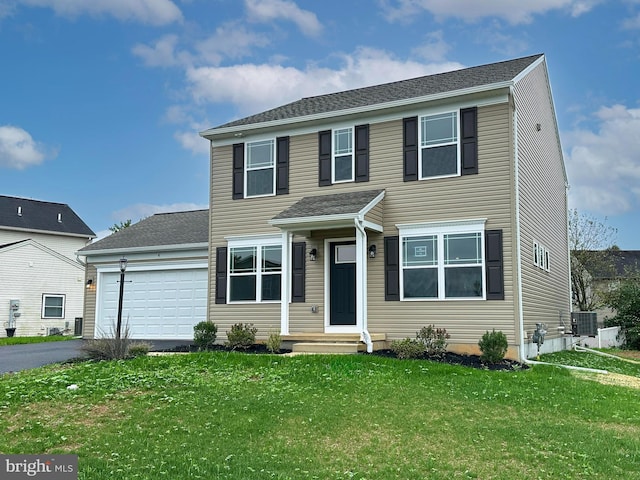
[162,344,526,371]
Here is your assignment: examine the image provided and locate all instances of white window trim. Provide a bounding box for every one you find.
[227,235,282,304]
[533,240,550,272]
[398,219,486,301]
[418,109,461,180]
[245,138,276,198]
[42,294,65,319]
[332,126,355,184]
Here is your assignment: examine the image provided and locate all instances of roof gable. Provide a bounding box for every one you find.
[202,54,543,136]
[0,238,84,270]
[0,195,95,237]
[79,209,209,254]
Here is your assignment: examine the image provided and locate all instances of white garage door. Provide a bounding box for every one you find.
[96,268,208,339]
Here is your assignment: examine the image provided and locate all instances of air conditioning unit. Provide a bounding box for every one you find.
[571,312,598,336]
[46,327,63,336]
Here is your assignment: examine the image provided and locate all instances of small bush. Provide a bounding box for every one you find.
[478,329,508,364]
[128,341,153,357]
[416,325,450,357]
[226,323,257,350]
[266,331,281,353]
[390,338,425,359]
[193,321,218,350]
[81,338,130,360]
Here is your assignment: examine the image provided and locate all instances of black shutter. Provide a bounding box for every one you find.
[318,130,332,186]
[485,229,504,300]
[215,247,228,304]
[355,124,369,183]
[291,242,306,302]
[276,136,289,195]
[232,143,244,199]
[403,117,418,181]
[384,236,400,301]
[461,107,478,175]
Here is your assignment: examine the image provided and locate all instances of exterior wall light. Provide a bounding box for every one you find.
[368,244,377,258]
[309,248,318,262]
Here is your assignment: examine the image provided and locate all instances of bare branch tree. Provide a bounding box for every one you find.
[568,209,617,311]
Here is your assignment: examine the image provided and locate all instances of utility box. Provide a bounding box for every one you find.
[74,317,83,336]
[10,300,20,310]
[571,312,598,336]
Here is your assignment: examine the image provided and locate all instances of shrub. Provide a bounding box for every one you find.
[193,321,218,350]
[226,323,257,350]
[478,329,508,364]
[604,278,640,350]
[390,338,425,359]
[416,325,450,357]
[128,341,153,357]
[82,338,130,360]
[266,331,281,353]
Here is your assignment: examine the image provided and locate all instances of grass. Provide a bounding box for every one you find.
[0,335,77,346]
[0,351,639,479]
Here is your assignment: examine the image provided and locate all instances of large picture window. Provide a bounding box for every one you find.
[228,237,282,302]
[400,220,485,300]
[246,139,275,197]
[42,294,65,318]
[420,111,459,178]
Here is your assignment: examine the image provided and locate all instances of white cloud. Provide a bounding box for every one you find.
[175,130,210,155]
[112,202,209,224]
[564,104,640,215]
[245,0,322,36]
[18,0,183,25]
[186,47,464,115]
[622,13,640,29]
[380,0,600,24]
[0,125,50,170]
[411,30,452,62]
[132,34,192,67]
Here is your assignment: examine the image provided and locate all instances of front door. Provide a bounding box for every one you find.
[329,242,356,326]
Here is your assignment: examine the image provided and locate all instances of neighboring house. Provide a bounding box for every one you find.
[200,53,572,361]
[577,250,640,324]
[0,195,95,337]
[78,210,209,340]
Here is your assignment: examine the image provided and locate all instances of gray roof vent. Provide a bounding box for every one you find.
[17,206,22,216]
[57,213,62,223]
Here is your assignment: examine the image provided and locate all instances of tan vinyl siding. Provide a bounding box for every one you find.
[513,60,571,341]
[209,102,519,347]
[82,263,97,337]
[367,104,517,345]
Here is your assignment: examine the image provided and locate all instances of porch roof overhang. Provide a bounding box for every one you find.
[269,189,385,232]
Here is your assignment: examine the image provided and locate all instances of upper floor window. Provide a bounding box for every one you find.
[420,111,458,179]
[42,294,65,318]
[246,139,275,197]
[333,127,354,183]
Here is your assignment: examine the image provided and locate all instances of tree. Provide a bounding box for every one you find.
[109,219,132,233]
[604,274,640,349]
[568,209,617,311]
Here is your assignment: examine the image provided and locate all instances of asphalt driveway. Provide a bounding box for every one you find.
[0,339,192,374]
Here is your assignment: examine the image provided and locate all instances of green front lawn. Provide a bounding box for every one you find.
[0,335,76,346]
[1,351,638,479]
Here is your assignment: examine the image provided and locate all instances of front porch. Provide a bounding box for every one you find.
[282,333,387,354]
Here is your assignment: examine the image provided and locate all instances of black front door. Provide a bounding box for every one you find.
[329,242,356,326]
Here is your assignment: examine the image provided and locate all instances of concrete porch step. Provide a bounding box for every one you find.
[292,342,363,354]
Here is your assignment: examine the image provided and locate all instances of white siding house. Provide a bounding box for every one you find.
[0,196,95,337]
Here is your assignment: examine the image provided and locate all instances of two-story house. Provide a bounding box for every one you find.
[199,54,571,361]
[0,195,95,337]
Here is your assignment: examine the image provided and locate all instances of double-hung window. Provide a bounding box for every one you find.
[400,220,485,300]
[228,237,282,302]
[420,111,459,178]
[333,127,354,182]
[246,139,275,197]
[42,294,65,318]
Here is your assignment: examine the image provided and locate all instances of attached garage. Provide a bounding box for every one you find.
[77,210,210,341]
[96,266,207,339]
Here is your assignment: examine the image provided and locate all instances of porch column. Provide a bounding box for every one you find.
[280,230,291,335]
[355,220,367,333]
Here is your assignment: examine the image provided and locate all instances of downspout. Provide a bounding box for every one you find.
[355,218,373,353]
[511,85,528,362]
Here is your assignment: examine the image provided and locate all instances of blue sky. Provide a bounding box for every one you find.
[1,0,639,247]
